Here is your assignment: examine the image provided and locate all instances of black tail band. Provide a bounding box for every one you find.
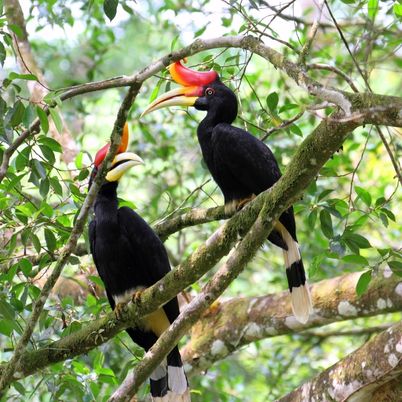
[286,260,306,292]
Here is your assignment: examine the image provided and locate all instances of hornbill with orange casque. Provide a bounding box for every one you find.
[141,61,313,323]
[88,123,190,401]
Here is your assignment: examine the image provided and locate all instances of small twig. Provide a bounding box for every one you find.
[261,111,305,141]
[307,63,359,93]
[298,0,325,65]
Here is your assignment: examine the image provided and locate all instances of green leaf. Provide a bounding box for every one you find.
[266,92,279,111]
[380,208,395,222]
[317,189,334,202]
[0,41,6,67]
[32,159,47,179]
[289,124,303,137]
[39,177,50,198]
[15,146,31,171]
[343,233,371,249]
[49,108,63,134]
[50,176,63,196]
[30,233,41,253]
[38,136,62,153]
[368,0,378,19]
[19,258,33,276]
[103,0,118,21]
[9,24,24,39]
[388,260,402,277]
[10,100,25,127]
[319,209,333,239]
[342,254,369,265]
[44,228,57,252]
[75,151,84,169]
[0,319,15,336]
[88,275,105,289]
[36,107,49,134]
[356,270,372,296]
[309,254,325,278]
[9,72,38,81]
[39,144,56,165]
[307,209,317,229]
[394,4,402,18]
[12,381,26,396]
[355,186,372,207]
[278,103,298,113]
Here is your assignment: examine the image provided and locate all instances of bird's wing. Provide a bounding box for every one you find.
[213,123,282,193]
[89,219,116,308]
[118,206,180,323]
[213,124,298,240]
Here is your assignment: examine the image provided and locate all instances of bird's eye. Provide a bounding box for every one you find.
[205,88,215,96]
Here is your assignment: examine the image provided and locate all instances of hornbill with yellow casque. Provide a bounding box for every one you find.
[88,123,190,401]
[141,61,313,323]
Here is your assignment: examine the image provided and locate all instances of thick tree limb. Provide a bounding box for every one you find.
[182,270,402,375]
[278,320,402,401]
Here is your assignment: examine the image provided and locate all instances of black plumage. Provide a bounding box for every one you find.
[142,61,312,323]
[88,141,189,400]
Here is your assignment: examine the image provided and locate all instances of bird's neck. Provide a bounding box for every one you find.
[197,108,236,152]
[94,181,119,226]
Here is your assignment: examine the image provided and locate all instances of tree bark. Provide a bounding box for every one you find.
[182,270,402,376]
[278,321,402,401]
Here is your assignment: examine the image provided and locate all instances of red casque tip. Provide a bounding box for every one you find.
[169,60,218,87]
[94,122,129,167]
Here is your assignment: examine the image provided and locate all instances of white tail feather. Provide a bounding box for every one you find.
[168,366,187,394]
[153,389,191,402]
[291,285,313,324]
[278,223,313,324]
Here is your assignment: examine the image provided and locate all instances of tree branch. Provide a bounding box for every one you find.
[278,320,402,401]
[2,34,402,183]
[0,80,142,394]
[182,270,402,375]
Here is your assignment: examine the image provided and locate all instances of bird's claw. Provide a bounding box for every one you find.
[131,290,143,305]
[236,194,256,211]
[203,300,221,317]
[114,302,128,320]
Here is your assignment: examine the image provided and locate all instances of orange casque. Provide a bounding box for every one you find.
[94,122,129,167]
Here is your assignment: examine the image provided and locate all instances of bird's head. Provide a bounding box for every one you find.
[89,123,144,188]
[141,60,237,122]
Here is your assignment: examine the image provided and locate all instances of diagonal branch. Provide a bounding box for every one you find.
[278,320,402,401]
[109,196,277,401]
[182,270,402,375]
[0,81,142,394]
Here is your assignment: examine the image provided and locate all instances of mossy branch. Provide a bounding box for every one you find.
[182,270,402,376]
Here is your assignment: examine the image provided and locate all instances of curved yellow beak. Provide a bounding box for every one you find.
[140,86,201,117]
[106,152,144,182]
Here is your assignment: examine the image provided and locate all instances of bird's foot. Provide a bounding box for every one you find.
[114,302,128,321]
[235,194,256,211]
[202,300,221,317]
[131,289,144,305]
